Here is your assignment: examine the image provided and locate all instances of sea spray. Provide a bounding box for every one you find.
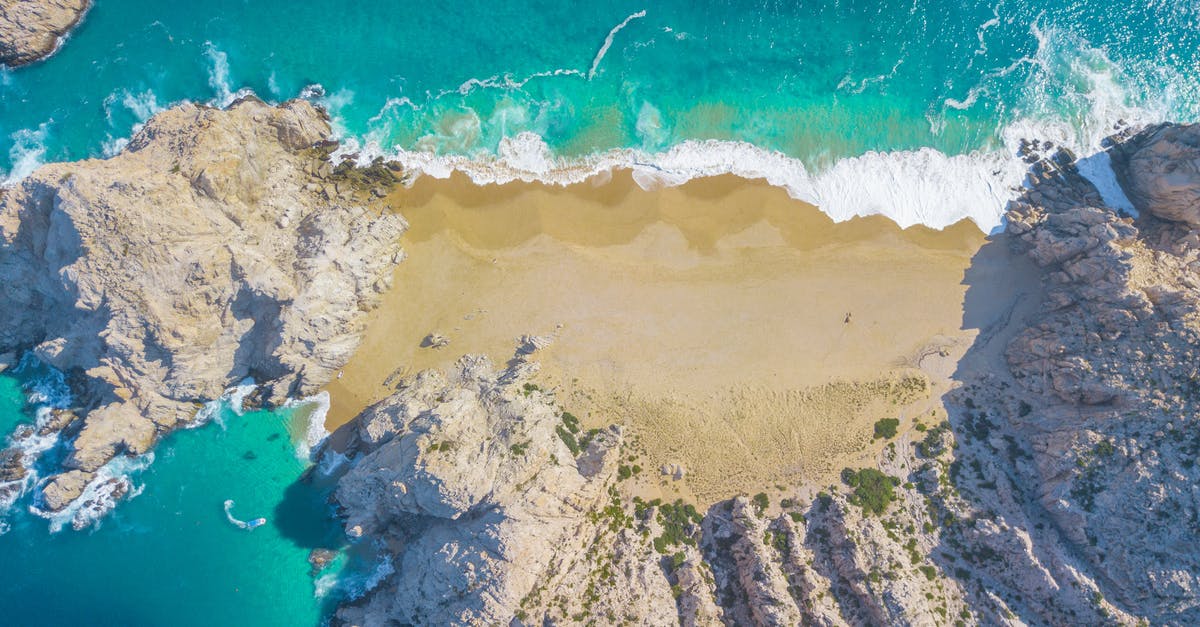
[30,453,154,533]
[222,499,266,531]
[285,391,331,462]
[3,123,50,186]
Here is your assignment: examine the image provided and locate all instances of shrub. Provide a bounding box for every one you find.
[751,492,770,515]
[873,417,900,440]
[841,468,900,515]
[557,425,580,455]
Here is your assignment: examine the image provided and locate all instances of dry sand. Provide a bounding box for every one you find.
[324,171,995,504]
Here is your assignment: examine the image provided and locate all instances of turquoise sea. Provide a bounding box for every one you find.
[2,0,1199,227]
[0,361,356,626]
[1,1,1198,624]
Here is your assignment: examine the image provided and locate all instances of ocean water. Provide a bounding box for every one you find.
[1,1,1198,623]
[0,364,348,626]
[1,0,1198,228]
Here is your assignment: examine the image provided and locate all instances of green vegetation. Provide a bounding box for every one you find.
[648,499,704,554]
[873,417,900,440]
[426,440,455,454]
[751,492,770,515]
[841,468,900,515]
[509,441,530,456]
[554,410,602,458]
[557,425,581,455]
[1070,440,1117,512]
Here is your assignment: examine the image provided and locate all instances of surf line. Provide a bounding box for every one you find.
[589,9,647,79]
[223,499,267,531]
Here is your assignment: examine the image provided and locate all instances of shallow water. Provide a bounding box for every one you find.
[2,0,1198,227]
[0,368,344,626]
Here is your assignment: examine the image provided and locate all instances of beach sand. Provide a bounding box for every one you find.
[324,171,994,504]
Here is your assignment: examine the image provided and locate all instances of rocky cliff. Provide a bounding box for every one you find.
[0,0,89,67]
[0,97,406,524]
[330,125,1200,625]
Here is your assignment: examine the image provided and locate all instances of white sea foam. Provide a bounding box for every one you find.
[2,122,50,186]
[31,453,153,533]
[589,10,647,79]
[285,391,331,462]
[341,129,1029,231]
[188,378,257,429]
[204,42,254,108]
[223,498,266,531]
[317,552,395,600]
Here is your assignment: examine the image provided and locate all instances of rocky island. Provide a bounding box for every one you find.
[0,0,89,67]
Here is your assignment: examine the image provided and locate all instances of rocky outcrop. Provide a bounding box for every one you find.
[329,124,1200,626]
[0,0,89,67]
[1110,123,1200,226]
[0,97,406,515]
[998,126,1200,622]
[332,347,624,625]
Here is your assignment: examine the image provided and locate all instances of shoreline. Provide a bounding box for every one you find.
[323,169,1004,503]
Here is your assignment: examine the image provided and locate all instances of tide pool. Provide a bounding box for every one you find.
[0,369,345,626]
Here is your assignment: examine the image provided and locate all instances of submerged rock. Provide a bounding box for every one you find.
[0,98,407,513]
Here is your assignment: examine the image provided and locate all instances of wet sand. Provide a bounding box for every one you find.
[324,171,993,503]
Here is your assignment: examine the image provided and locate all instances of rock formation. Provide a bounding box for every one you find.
[1110,122,1200,226]
[0,0,90,67]
[330,124,1200,626]
[333,346,624,625]
[0,97,406,517]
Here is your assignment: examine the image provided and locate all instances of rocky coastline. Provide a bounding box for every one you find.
[0,0,90,67]
[0,88,1197,623]
[325,123,1200,625]
[0,97,406,525]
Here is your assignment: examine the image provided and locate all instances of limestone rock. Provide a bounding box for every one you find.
[1111,123,1200,226]
[0,98,407,513]
[333,352,622,625]
[0,0,89,67]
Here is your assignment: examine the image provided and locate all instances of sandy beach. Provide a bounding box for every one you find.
[325,171,992,503]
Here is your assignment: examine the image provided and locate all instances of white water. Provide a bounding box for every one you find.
[223,499,266,531]
[31,453,153,533]
[2,123,50,186]
[286,391,331,462]
[589,10,647,79]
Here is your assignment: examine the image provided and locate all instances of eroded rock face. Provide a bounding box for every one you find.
[1000,136,1200,622]
[333,351,623,626]
[331,125,1200,626]
[0,0,89,67]
[1111,123,1200,226]
[0,97,406,512]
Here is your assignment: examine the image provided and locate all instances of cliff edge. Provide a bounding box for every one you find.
[0,97,406,524]
[0,0,90,67]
